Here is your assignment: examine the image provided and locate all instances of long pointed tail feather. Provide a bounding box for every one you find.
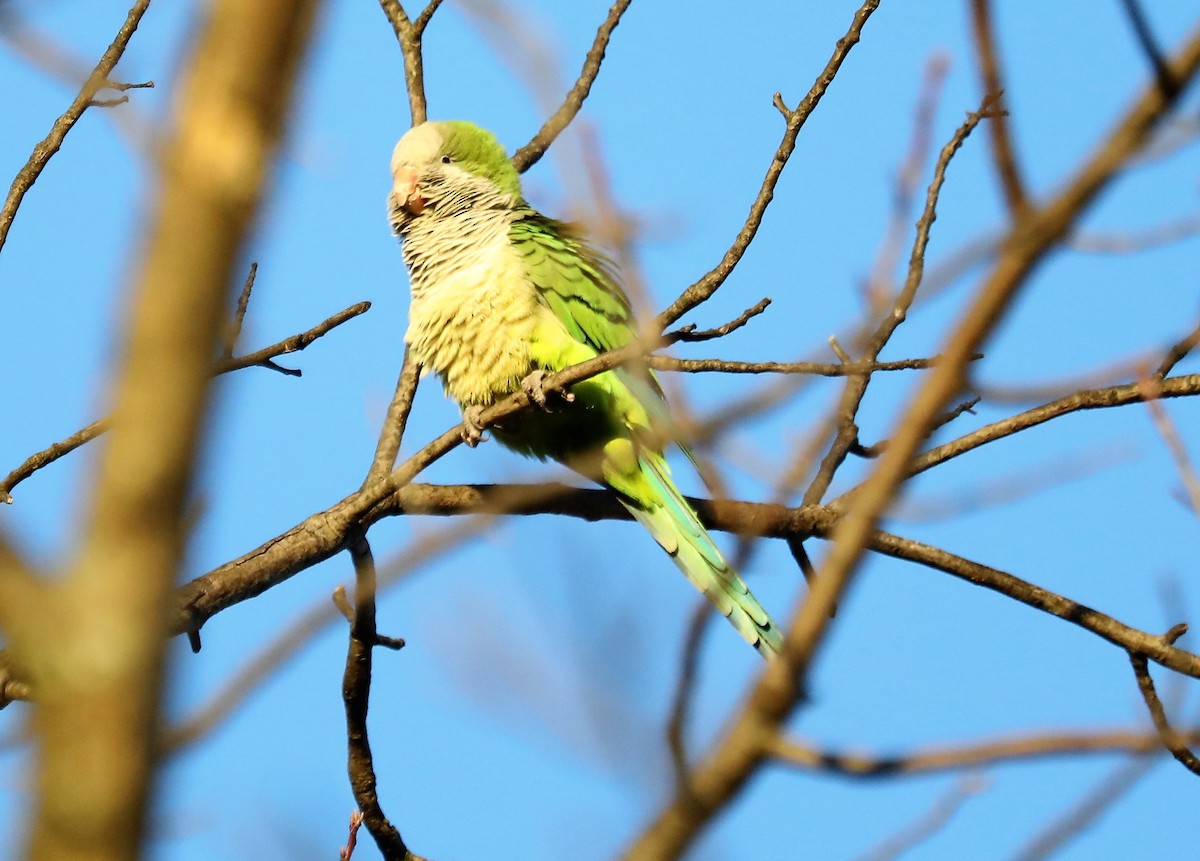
[618,453,783,659]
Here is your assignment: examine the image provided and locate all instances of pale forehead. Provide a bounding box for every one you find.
[390,122,444,172]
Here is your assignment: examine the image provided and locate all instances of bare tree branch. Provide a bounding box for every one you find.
[0,0,152,257]
[378,0,447,125]
[969,0,1028,214]
[0,300,369,503]
[341,538,423,860]
[1128,624,1200,776]
[510,0,634,173]
[851,776,985,861]
[772,727,1200,776]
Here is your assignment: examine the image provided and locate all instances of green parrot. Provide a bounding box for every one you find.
[388,120,782,659]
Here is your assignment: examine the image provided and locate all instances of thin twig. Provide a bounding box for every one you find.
[510,0,634,173]
[0,301,370,503]
[666,298,771,342]
[378,0,447,125]
[804,97,996,506]
[1128,625,1200,776]
[222,262,258,359]
[1118,0,1178,96]
[1138,376,1200,518]
[364,349,423,484]
[851,776,985,861]
[651,355,949,376]
[0,0,152,257]
[665,601,712,793]
[1157,316,1200,377]
[1012,754,1158,861]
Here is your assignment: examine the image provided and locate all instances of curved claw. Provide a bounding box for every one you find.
[461,405,486,447]
[522,369,575,412]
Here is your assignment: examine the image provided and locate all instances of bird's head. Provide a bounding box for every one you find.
[388,121,522,229]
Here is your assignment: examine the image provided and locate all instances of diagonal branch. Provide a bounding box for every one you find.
[0,0,152,258]
[510,0,634,173]
[969,0,1028,214]
[1128,625,1200,776]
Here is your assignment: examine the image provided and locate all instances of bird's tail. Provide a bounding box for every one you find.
[617,452,783,659]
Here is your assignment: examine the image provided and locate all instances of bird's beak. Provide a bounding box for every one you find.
[391,165,426,215]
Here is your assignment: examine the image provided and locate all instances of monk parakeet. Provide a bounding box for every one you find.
[388,120,782,659]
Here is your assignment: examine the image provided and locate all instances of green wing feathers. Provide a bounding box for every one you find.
[617,451,784,659]
[510,213,635,355]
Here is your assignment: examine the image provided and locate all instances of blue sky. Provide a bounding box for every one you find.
[2,1,1200,858]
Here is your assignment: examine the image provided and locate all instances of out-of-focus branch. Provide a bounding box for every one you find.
[1138,375,1200,518]
[771,726,1200,776]
[1119,0,1177,96]
[340,539,423,860]
[0,300,369,503]
[1012,754,1158,861]
[0,0,152,258]
[16,2,320,858]
[378,0,446,125]
[510,0,633,173]
[657,0,882,330]
[851,776,984,861]
[969,0,1027,215]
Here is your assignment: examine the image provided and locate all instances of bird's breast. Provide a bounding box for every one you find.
[404,225,541,407]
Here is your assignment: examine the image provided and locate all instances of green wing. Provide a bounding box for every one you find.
[509,212,636,354]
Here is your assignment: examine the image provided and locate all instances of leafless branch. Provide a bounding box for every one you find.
[851,776,985,861]
[666,298,772,342]
[651,355,950,376]
[771,726,1200,776]
[510,0,634,173]
[341,538,423,860]
[805,96,996,506]
[1138,375,1200,518]
[222,262,258,358]
[1128,624,1200,776]
[0,0,152,257]
[0,300,369,503]
[970,0,1028,215]
[16,2,321,857]
[1119,0,1178,96]
[364,349,423,484]
[1012,754,1158,861]
[378,0,447,125]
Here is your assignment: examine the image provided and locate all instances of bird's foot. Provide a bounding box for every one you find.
[522,369,575,412]
[461,405,486,447]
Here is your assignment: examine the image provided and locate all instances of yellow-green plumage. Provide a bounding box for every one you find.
[389,120,783,658]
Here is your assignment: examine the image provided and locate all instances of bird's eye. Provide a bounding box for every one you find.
[440,155,452,164]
